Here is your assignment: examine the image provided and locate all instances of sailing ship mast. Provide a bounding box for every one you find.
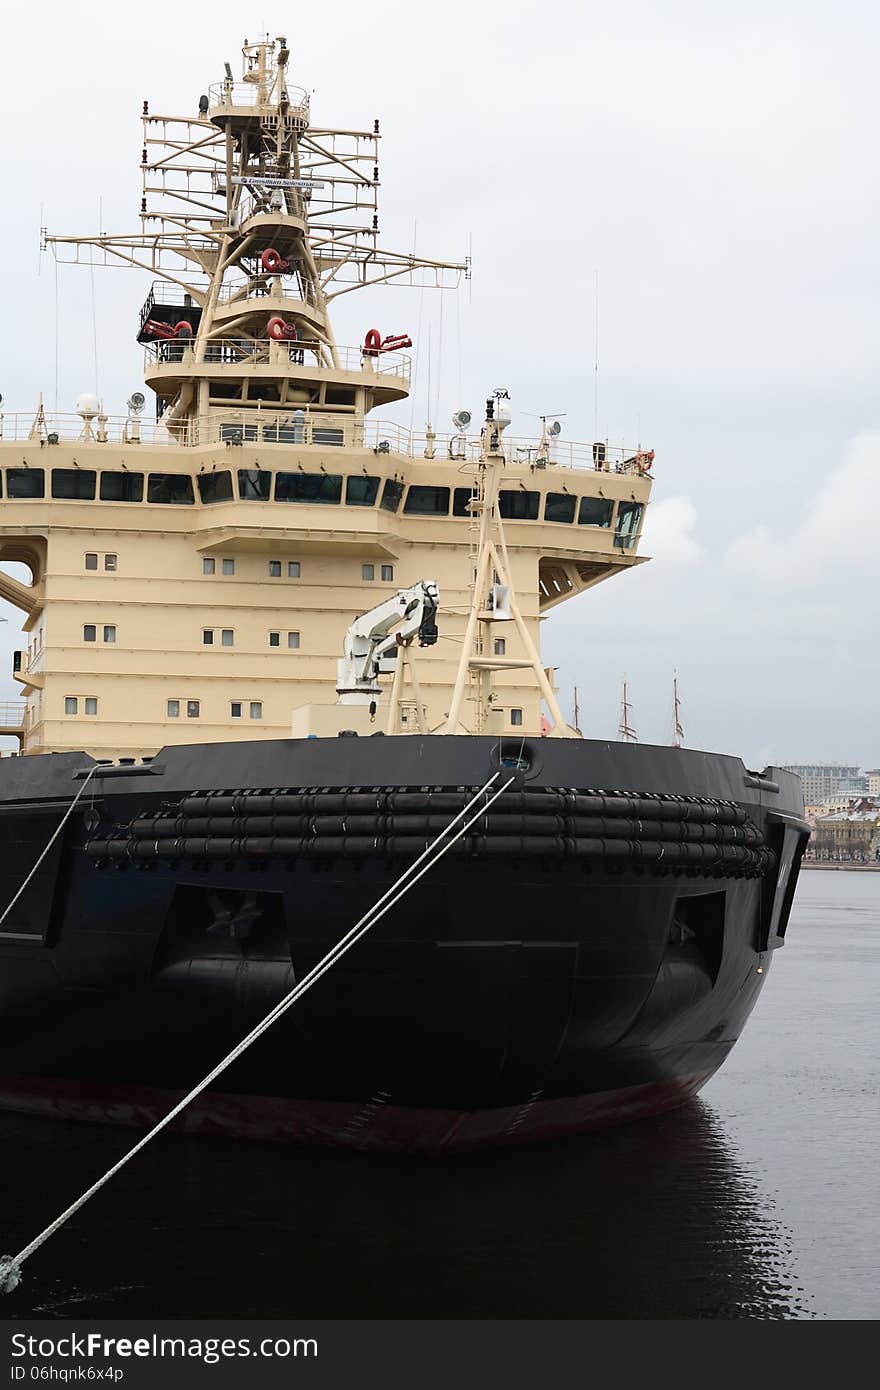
[672,671,684,748]
[618,678,637,742]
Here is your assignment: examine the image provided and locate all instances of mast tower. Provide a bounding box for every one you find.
[44,36,466,445]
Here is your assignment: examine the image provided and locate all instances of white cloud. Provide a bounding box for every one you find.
[640,496,705,565]
[726,432,880,581]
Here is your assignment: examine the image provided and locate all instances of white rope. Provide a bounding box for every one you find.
[0,765,99,932]
[0,771,513,1293]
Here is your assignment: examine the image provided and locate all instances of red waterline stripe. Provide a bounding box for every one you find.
[0,1070,716,1154]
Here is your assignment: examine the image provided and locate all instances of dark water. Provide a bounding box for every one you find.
[1,869,877,1320]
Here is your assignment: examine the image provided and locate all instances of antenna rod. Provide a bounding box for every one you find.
[593,269,599,441]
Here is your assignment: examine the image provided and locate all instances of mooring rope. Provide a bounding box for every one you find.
[0,765,99,933]
[0,770,513,1293]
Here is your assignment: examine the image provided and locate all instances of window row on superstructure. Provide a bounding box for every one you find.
[201,629,301,649]
[1,467,643,545]
[167,700,263,720]
[54,694,524,727]
[79,554,393,586]
[75,624,303,649]
[61,698,264,720]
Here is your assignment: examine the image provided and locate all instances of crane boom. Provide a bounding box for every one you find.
[336,581,439,704]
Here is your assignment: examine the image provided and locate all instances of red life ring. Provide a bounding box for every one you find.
[261,247,290,273]
[636,449,655,475]
[267,316,297,341]
[363,328,382,356]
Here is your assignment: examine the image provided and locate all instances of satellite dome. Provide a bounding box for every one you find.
[75,393,100,419]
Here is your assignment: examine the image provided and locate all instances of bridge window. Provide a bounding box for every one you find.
[614,501,644,549]
[51,469,96,500]
[148,473,195,505]
[453,488,476,516]
[380,479,404,513]
[220,423,257,442]
[197,471,234,504]
[100,471,144,503]
[578,497,614,528]
[263,421,304,443]
[275,472,342,504]
[238,469,272,501]
[346,475,380,506]
[6,469,45,499]
[404,485,450,515]
[545,492,576,524]
[312,426,345,447]
[499,490,540,520]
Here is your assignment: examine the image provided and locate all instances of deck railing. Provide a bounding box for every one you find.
[0,410,653,475]
[0,702,25,730]
[141,339,412,383]
[216,277,319,308]
[366,423,653,475]
[207,81,310,119]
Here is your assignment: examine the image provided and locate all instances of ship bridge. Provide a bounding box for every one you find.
[7,37,653,760]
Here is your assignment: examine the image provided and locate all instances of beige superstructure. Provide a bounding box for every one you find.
[0,37,653,760]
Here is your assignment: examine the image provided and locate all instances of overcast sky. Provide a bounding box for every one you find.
[2,0,878,768]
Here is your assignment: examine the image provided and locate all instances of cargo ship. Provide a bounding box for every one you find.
[0,37,809,1152]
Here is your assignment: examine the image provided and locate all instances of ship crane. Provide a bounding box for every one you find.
[336,581,439,710]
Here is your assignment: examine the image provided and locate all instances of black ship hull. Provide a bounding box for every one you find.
[0,735,807,1153]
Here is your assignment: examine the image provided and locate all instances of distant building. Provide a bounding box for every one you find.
[839,775,869,794]
[782,764,863,803]
[811,797,880,862]
[866,770,880,796]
